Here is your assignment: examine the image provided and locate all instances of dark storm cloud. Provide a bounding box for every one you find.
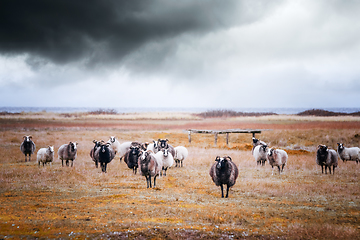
[0,0,276,68]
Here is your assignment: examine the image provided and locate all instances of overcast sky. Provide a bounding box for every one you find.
[1,0,360,109]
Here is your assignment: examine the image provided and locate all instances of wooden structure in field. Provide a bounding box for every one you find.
[187,129,267,146]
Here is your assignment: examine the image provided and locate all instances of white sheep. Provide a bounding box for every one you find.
[337,143,360,164]
[37,146,54,167]
[253,144,268,166]
[266,148,288,175]
[118,141,132,161]
[174,146,188,167]
[108,136,121,155]
[154,148,174,176]
[146,140,159,154]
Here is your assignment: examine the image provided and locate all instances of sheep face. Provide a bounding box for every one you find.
[140,150,150,162]
[215,156,232,170]
[69,142,78,152]
[317,144,328,156]
[267,148,275,157]
[48,146,54,153]
[100,143,110,153]
[158,139,169,149]
[252,137,259,145]
[260,144,267,152]
[337,143,344,151]
[130,145,141,157]
[23,135,32,142]
[162,148,169,157]
[109,136,116,143]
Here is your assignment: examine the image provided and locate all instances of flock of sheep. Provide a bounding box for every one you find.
[19,135,360,198]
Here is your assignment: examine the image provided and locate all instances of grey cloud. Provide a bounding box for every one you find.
[0,0,281,69]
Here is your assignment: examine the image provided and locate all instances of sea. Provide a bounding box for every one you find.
[1,107,360,115]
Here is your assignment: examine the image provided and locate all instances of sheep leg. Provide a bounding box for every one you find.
[146,175,151,188]
[153,175,157,188]
[61,160,64,167]
[220,185,224,198]
[329,165,332,174]
[278,166,281,174]
[333,166,336,174]
[181,160,183,167]
[321,165,324,174]
[163,167,167,176]
[175,160,178,167]
[95,160,98,168]
[281,164,285,172]
[325,166,328,174]
[225,184,230,198]
[71,160,73,167]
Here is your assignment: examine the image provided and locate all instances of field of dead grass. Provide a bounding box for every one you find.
[0,113,360,239]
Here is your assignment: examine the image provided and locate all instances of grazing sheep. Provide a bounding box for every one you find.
[267,148,288,175]
[253,144,268,166]
[37,146,54,167]
[157,138,175,157]
[337,143,360,164]
[96,142,115,173]
[174,146,188,167]
[90,140,102,168]
[138,150,162,188]
[252,137,266,154]
[154,148,174,176]
[108,136,121,155]
[316,145,338,174]
[123,145,141,174]
[58,142,78,167]
[20,135,36,162]
[209,156,239,198]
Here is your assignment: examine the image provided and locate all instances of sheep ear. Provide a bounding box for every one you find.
[215,156,220,162]
[226,156,232,161]
[29,136,32,139]
[337,143,340,146]
[166,139,169,142]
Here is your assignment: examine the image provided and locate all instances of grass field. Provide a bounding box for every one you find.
[0,112,359,239]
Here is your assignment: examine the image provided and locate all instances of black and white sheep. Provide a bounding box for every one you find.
[266,148,288,175]
[90,140,102,168]
[209,156,239,198]
[253,144,268,166]
[123,145,142,174]
[95,142,115,173]
[138,150,162,188]
[154,148,174,176]
[146,140,159,154]
[337,143,360,164]
[37,146,54,167]
[174,146,188,167]
[20,135,36,162]
[58,142,78,167]
[316,145,338,174]
[251,137,267,154]
[119,141,146,162]
[157,138,175,157]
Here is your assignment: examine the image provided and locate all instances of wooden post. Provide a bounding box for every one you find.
[252,132,256,138]
[226,133,229,146]
[188,130,191,144]
[214,132,218,146]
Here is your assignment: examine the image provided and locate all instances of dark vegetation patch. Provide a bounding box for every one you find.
[88,109,118,115]
[297,109,360,117]
[0,111,21,116]
[195,110,277,118]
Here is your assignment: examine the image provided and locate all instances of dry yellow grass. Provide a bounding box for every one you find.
[0,113,360,239]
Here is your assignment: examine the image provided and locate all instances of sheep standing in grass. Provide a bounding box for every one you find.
[123,145,141,174]
[96,142,115,173]
[209,156,239,198]
[37,146,54,167]
[138,150,162,188]
[154,148,174,176]
[108,136,121,155]
[174,146,188,167]
[90,140,102,168]
[337,143,360,164]
[20,135,36,162]
[317,145,338,174]
[252,137,266,154]
[157,139,176,157]
[266,148,288,175]
[253,144,268,166]
[58,142,78,167]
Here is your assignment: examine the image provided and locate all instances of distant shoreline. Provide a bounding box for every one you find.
[1,107,360,115]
